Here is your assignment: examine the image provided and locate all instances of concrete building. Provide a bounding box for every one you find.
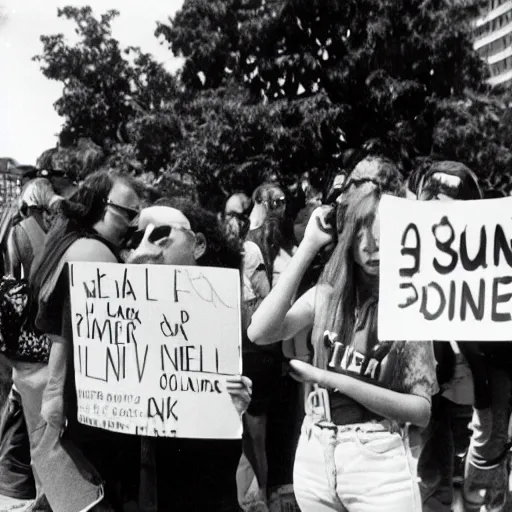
[473,0,512,87]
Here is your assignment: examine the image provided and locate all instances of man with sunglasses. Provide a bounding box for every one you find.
[223,192,252,242]
[125,197,252,512]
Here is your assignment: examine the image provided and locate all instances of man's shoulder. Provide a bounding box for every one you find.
[65,238,118,263]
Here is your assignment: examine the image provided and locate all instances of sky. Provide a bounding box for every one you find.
[0,0,184,165]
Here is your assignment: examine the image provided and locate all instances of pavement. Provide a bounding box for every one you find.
[0,486,509,512]
[0,495,33,512]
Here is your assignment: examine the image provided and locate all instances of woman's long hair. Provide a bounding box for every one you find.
[249,182,294,284]
[30,170,137,299]
[312,159,406,370]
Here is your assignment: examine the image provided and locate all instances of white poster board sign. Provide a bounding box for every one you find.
[379,195,512,341]
[68,262,242,439]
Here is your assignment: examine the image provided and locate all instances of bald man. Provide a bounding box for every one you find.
[223,192,251,242]
[125,199,252,511]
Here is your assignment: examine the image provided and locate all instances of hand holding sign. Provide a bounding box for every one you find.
[69,262,243,439]
[226,375,252,416]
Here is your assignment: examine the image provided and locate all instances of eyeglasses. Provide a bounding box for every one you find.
[106,200,140,222]
[418,173,463,201]
[125,224,195,250]
[226,211,249,223]
[265,197,286,210]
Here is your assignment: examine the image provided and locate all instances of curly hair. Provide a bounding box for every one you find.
[154,197,243,270]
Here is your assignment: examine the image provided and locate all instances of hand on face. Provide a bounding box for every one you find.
[104,182,141,243]
[226,375,253,416]
[302,205,336,253]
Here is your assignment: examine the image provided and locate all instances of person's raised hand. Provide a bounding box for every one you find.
[302,205,336,253]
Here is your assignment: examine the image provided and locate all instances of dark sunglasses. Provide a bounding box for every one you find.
[226,211,250,222]
[125,224,194,250]
[265,197,286,210]
[106,200,140,222]
[418,173,464,201]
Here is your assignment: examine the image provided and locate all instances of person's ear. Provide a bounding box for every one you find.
[193,232,207,261]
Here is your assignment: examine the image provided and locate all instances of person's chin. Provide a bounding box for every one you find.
[364,263,379,275]
[127,254,164,265]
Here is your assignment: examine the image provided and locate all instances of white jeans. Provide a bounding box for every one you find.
[293,415,420,512]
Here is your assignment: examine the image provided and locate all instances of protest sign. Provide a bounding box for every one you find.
[378,195,512,341]
[68,262,242,439]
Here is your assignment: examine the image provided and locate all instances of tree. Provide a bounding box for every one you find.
[156,0,508,194]
[37,1,512,204]
[34,6,177,156]
[431,88,512,191]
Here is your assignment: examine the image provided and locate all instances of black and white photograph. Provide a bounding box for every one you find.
[0,0,511,511]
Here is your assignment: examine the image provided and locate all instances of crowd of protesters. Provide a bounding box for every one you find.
[0,145,511,512]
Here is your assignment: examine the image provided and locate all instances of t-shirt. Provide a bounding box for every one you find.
[7,216,46,278]
[322,293,438,425]
[241,241,272,355]
[243,241,268,305]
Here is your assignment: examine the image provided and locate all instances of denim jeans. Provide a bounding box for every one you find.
[12,362,48,501]
[293,415,420,512]
[417,395,455,512]
[464,367,512,512]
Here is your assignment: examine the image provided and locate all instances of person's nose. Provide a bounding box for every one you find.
[363,229,379,255]
[126,224,163,263]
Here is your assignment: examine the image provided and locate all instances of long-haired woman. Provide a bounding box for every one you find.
[248,156,438,512]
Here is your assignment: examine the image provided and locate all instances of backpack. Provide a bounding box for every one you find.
[0,276,51,363]
[0,212,51,364]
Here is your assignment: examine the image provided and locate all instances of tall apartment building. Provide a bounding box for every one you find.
[473,0,512,87]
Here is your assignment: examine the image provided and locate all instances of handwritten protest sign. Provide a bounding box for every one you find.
[68,262,242,439]
[379,195,512,341]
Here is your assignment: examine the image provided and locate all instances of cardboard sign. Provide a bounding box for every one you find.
[379,195,512,341]
[68,262,242,439]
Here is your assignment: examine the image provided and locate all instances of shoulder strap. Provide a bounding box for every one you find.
[31,211,47,233]
[21,217,45,253]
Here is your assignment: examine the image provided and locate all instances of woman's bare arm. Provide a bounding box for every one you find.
[290,360,431,428]
[321,371,431,428]
[248,241,318,344]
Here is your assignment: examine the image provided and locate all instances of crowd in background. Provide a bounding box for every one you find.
[0,145,511,512]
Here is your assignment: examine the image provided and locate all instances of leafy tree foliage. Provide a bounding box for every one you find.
[431,89,512,190]
[34,6,177,153]
[156,0,512,194]
[36,1,512,204]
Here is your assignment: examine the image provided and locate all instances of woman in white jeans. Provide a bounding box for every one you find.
[248,156,438,512]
